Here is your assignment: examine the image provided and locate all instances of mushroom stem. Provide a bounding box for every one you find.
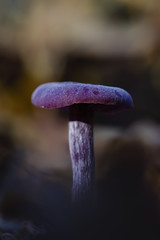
[69,104,95,202]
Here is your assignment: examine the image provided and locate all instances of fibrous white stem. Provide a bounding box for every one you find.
[69,104,95,203]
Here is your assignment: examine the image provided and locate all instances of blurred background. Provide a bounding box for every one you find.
[0,0,160,239]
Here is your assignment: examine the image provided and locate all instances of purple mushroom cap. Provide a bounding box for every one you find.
[31,82,133,113]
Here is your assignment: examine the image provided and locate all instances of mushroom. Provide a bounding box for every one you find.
[31,82,133,202]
